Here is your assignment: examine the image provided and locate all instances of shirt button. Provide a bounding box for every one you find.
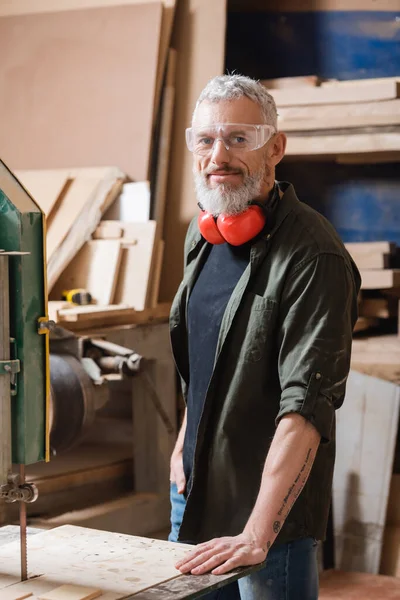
[266,234,271,240]
[315,372,321,380]
[191,240,197,249]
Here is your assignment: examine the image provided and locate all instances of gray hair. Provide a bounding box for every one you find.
[193,74,278,129]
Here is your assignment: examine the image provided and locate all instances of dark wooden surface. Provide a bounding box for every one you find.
[129,563,265,599]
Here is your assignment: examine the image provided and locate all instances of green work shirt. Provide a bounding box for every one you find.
[169,181,361,545]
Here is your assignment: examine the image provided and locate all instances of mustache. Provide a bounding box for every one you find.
[205,166,245,177]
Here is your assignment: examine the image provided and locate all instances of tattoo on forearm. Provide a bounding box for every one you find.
[277,448,314,521]
[273,521,281,534]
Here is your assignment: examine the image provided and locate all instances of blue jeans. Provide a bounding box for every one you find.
[168,483,319,600]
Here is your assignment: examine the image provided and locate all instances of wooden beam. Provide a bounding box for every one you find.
[269,79,400,108]
[345,242,394,270]
[285,132,400,157]
[360,269,400,290]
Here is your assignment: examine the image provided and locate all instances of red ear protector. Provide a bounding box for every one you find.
[198,204,266,246]
[198,184,280,246]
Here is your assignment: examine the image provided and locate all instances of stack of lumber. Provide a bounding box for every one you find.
[263,77,400,161]
[344,241,400,334]
[16,167,171,331]
[0,0,181,305]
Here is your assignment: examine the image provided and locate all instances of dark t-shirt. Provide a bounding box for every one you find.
[183,241,250,494]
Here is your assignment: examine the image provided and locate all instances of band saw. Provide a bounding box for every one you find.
[0,159,176,584]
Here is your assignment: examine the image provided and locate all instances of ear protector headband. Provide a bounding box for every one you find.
[197,184,279,246]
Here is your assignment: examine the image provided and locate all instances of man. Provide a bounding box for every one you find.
[168,74,361,600]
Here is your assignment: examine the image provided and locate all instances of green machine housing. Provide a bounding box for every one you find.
[0,159,49,467]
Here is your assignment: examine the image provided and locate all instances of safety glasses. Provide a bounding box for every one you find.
[185,123,276,155]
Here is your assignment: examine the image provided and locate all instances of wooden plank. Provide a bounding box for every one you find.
[351,335,400,386]
[48,170,124,292]
[345,242,395,256]
[0,525,192,597]
[47,178,101,260]
[344,242,394,269]
[153,49,177,233]
[57,305,136,323]
[93,222,123,240]
[50,240,122,305]
[333,372,400,573]
[269,80,400,107]
[359,269,400,290]
[104,181,151,223]
[322,77,400,88]
[261,75,319,89]
[160,0,227,302]
[227,0,400,11]
[150,240,165,308]
[114,221,159,310]
[39,585,102,600]
[14,169,70,217]
[278,99,400,131]
[0,591,33,600]
[282,114,400,132]
[55,303,171,331]
[285,132,400,157]
[0,4,163,181]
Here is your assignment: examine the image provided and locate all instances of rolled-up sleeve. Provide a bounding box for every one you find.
[276,252,360,442]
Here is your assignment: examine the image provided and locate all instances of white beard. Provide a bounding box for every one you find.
[194,166,266,217]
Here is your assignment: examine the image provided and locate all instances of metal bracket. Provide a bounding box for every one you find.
[38,316,56,335]
[0,359,20,376]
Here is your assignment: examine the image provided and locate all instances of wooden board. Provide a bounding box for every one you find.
[104,182,151,223]
[261,75,319,89]
[269,79,400,107]
[160,0,227,301]
[0,525,190,597]
[15,169,70,217]
[150,240,165,308]
[285,132,400,157]
[278,100,400,131]
[114,221,159,310]
[48,168,124,292]
[351,335,400,385]
[345,242,394,270]
[0,590,33,600]
[333,371,400,573]
[47,178,102,260]
[359,269,400,290]
[55,303,171,331]
[0,4,162,181]
[93,222,123,240]
[152,49,177,233]
[39,585,101,600]
[50,240,122,305]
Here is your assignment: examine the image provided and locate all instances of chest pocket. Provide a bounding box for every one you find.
[241,293,276,362]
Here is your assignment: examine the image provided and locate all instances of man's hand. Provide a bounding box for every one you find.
[175,533,267,576]
[170,450,186,494]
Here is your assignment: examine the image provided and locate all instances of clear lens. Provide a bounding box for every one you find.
[185,123,275,155]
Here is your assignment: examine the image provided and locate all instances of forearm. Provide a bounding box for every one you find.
[173,408,187,455]
[243,413,321,550]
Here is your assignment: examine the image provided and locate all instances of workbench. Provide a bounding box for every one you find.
[0,525,262,599]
